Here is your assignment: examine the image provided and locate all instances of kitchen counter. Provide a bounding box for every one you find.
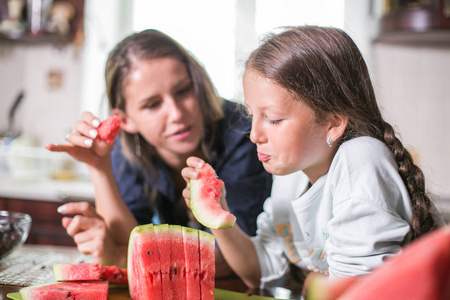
[0,177,95,203]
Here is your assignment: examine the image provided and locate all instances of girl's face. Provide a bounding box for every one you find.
[243,70,333,183]
[119,58,203,165]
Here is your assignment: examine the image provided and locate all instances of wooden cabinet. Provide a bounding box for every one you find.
[377,0,450,43]
[0,197,76,247]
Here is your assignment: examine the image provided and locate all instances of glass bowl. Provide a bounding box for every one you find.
[0,211,32,259]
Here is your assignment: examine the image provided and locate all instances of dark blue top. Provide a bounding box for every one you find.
[111,100,272,236]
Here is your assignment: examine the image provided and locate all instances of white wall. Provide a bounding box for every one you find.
[372,42,450,202]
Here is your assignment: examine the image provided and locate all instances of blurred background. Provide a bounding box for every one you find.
[0,0,449,227]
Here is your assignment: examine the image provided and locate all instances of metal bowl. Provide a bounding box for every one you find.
[0,211,32,259]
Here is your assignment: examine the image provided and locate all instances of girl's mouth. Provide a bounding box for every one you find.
[257,152,271,162]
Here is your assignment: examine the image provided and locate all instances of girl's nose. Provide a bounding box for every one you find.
[249,119,266,145]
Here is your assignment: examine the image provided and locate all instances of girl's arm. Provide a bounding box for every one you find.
[182,156,262,288]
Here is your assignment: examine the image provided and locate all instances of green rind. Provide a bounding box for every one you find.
[52,264,63,281]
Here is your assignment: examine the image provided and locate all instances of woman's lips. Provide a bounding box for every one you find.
[172,126,192,140]
[257,152,271,162]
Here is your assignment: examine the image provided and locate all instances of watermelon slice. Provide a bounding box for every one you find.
[190,163,236,229]
[128,223,162,300]
[53,262,128,285]
[53,262,101,281]
[199,230,215,300]
[97,116,121,145]
[128,223,216,300]
[182,226,200,300]
[307,225,450,300]
[18,281,108,300]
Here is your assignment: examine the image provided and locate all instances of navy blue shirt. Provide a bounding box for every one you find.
[111,100,272,236]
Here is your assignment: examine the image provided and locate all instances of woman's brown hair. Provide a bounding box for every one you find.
[246,25,438,239]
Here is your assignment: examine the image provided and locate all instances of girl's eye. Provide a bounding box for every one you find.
[266,119,282,125]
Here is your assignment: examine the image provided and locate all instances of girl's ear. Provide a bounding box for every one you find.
[327,114,348,142]
[113,108,138,134]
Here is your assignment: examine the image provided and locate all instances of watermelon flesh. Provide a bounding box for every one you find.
[190,163,236,229]
[19,281,108,300]
[182,226,200,300]
[53,262,128,285]
[128,223,215,300]
[53,262,101,281]
[199,230,215,300]
[128,224,162,300]
[97,116,121,145]
[307,225,450,300]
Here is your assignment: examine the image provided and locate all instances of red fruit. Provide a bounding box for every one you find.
[97,116,121,145]
[307,225,450,300]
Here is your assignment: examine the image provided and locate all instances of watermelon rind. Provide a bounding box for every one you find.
[190,164,236,229]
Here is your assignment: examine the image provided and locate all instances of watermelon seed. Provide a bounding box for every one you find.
[147,250,152,256]
[174,268,177,275]
[66,291,71,298]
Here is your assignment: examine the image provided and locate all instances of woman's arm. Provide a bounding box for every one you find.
[46,111,137,245]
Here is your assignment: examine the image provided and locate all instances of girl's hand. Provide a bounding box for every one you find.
[58,202,127,267]
[45,112,117,167]
[181,156,228,210]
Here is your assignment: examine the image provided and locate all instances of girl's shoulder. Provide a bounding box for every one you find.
[338,136,394,165]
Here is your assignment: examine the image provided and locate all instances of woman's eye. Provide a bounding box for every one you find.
[144,101,160,109]
[176,85,192,96]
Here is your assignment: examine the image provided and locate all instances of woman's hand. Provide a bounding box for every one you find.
[46,112,116,168]
[58,201,128,267]
[181,156,227,210]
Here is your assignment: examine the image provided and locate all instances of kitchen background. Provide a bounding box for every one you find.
[0,0,449,230]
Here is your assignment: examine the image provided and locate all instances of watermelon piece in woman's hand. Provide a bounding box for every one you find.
[190,163,236,229]
[97,116,121,144]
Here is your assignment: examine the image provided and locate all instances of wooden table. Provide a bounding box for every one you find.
[0,245,303,299]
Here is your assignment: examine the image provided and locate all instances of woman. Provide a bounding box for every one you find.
[47,30,272,276]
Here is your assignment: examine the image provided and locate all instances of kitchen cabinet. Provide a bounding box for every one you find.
[0,197,76,246]
[377,0,450,43]
[0,0,85,46]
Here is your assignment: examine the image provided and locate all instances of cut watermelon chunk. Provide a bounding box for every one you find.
[97,116,121,145]
[53,262,101,281]
[128,224,215,300]
[199,230,215,300]
[53,262,128,285]
[19,281,108,300]
[128,224,162,300]
[100,265,128,285]
[182,226,200,300]
[190,163,236,229]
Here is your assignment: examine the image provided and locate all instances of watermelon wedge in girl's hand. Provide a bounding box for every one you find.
[97,116,121,145]
[190,163,236,229]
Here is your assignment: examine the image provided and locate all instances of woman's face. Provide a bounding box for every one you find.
[120,58,203,164]
[243,70,333,182]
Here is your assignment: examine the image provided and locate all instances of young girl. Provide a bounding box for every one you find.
[182,26,444,288]
[46,30,272,276]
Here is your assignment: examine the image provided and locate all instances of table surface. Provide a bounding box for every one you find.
[0,245,303,300]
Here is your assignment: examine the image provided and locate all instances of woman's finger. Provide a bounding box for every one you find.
[57,202,100,219]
